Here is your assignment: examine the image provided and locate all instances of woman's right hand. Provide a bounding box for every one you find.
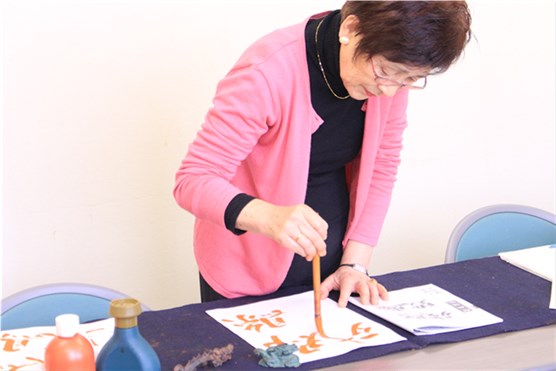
[236,199,328,261]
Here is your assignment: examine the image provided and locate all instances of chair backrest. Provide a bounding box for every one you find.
[0,283,150,330]
[445,204,556,263]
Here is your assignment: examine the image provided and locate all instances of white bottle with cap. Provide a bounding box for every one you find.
[44,314,96,371]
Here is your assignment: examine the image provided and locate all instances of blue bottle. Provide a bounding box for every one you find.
[96,298,161,371]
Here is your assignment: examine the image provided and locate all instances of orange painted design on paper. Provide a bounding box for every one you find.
[6,357,44,371]
[85,326,109,347]
[351,322,379,340]
[1,332,55,352]
[260,320,380,356]
[263,335,285,348]
[222,309,286,332]
[337,322,379,343]
[295,332,324,354]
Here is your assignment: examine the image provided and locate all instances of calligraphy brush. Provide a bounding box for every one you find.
[312,255,327,337]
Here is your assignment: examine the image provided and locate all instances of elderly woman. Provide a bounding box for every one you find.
[174,1,472,306]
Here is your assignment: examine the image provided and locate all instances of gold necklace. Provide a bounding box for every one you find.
[315,18,350,100]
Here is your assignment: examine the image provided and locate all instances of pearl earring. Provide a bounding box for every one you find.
[339,36,350,45]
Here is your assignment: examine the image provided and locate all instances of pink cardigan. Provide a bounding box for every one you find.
[174,14,409,298]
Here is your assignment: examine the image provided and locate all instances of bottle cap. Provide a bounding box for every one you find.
[55,314,80,338]
[110,298,142,328]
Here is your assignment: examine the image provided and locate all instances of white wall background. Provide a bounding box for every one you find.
[2,0,554,311]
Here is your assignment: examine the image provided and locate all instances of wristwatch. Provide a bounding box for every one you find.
[339,263,369,276]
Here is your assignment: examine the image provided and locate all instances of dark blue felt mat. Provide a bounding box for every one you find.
[139,257,556,370]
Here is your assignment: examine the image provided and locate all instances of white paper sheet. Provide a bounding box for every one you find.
[206,291,406,364]
[498,244,556,282]
[349,284,503,335]
[0,318,114,371]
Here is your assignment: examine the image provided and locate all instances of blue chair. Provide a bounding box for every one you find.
[445,204,556,263]
[1,282,150,330]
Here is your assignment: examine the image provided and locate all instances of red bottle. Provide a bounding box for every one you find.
[44,314,96,371]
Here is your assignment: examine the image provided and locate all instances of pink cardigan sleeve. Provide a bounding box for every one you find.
[173,64,276,227]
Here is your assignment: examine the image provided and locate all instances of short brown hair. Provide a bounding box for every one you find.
[341,1,472,73]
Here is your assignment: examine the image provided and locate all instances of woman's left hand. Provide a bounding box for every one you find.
[320,265,389,308]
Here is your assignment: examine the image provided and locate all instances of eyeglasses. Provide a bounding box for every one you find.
[371,58,427,90]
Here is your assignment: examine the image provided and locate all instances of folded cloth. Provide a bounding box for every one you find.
[139,257,556,371]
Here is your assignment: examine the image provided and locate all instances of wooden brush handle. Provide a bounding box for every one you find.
[313,255,325,336]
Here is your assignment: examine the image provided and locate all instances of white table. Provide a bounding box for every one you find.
[324,324,556,370]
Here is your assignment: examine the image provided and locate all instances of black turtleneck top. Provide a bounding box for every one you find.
[224,10,366,289]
